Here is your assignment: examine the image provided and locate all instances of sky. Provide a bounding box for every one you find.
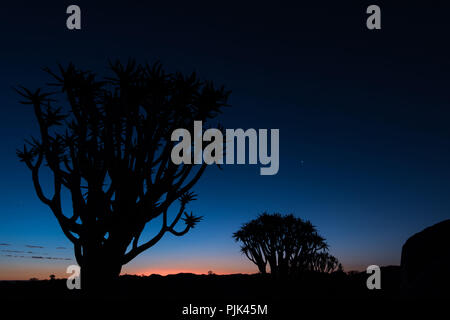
[1,1,450,280]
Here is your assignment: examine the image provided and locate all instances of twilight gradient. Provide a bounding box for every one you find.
[1,1,450,279]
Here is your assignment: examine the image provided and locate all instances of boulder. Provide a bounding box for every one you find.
[401,219,450,297]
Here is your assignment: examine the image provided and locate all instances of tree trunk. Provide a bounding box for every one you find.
[268,257,278,278]
[257,263,267,274]
[80,246,123,295]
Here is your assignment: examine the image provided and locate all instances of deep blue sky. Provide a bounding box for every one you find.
[1,1,449,279]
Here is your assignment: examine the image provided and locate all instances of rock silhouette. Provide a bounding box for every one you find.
[401,219,450,297]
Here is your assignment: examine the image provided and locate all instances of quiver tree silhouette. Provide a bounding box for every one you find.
[16,60,229,291]
[310,252,342,274]
[233,213,341,278]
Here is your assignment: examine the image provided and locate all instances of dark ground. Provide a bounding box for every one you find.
[0,266,446,317]
[0,268,397,299]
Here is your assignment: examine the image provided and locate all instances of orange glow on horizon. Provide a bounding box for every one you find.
[123,267,255,277]
[0,259,367,280]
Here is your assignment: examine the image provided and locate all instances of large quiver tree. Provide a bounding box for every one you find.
[16,60,229,291]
